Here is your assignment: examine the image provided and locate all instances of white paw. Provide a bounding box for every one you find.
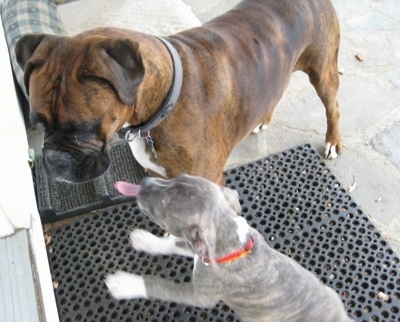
[130,230,193,257]
[105,271,147,300]
[130,229,161,254]
[252,124,268,134]
[324,142,338,159]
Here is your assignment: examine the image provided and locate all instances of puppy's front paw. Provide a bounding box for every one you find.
[130,229,160,254]
[105,271,147,300]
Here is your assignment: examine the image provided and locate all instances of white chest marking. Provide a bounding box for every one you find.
[193,254,199,273]
[235,216,250,244]
[127,138,167,177]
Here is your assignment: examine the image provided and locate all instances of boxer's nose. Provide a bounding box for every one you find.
[43,147,110,182]
[44,149,78,179]
[45,149,73,171]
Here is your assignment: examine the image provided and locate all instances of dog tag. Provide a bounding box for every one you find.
[145,137,159,161]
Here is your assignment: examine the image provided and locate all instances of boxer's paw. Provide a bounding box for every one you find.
[324,142,339,159]
[252,123,268,134]
[105,271,147,300]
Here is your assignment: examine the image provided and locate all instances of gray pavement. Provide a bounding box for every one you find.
[47,0,400,250]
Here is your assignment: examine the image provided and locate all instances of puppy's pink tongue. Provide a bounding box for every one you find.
[114,181,141,196]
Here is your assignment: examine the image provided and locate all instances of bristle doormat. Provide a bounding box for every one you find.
[45,144,400,322]
[35,140,145,223]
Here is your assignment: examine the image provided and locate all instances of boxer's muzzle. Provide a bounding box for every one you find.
[43,144,111,183]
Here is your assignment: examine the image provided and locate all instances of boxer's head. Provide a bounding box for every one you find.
[15,33,144,182]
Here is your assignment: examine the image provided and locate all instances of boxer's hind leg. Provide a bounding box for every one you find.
[309,67,342,158]
[304,42,342,159]
[252,110,274,134]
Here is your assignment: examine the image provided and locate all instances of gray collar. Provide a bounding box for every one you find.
[118,37,183,141]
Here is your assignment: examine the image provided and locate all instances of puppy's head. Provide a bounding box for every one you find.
[15,32,144,182]
[137,174,243,257]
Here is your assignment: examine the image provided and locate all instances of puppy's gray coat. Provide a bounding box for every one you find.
[106,175,353,322]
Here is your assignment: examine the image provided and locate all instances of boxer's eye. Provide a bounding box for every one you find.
[79,71,112,89]
[31,113,52,132]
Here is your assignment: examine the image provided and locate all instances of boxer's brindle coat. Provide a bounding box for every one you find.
[16,0,341,183]
[106,175,353,322]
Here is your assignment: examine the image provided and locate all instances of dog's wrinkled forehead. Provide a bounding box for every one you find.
[147,174,218,203]
[138,174,243,219]
[173,174,218,193]
[137,174,242,235]
[138,174,222,212]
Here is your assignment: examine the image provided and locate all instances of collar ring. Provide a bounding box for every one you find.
[125,130,138,142]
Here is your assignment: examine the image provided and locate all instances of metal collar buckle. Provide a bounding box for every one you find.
[124,129,150,142]
[124,129,158,161]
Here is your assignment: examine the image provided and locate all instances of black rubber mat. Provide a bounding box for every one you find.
[46,144,400,322]
[35,140,145,223]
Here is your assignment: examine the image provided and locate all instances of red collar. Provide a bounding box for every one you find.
[202,237,254,264]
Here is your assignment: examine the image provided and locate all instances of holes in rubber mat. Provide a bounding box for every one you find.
[46,144,400,322]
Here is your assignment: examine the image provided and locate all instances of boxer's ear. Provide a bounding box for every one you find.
[15,34,55,95]
[95,39,144,106]
[15,34,48,70]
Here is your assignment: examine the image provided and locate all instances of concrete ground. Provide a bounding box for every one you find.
[41,0,399,250]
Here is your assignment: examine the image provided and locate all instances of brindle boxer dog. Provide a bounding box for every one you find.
[16,0,341,183]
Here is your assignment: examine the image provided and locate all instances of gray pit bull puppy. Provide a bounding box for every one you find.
[105,174,353,322]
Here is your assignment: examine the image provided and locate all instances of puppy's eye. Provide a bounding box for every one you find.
[161,195,171,207]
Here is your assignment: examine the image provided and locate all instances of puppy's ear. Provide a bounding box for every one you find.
[186,225,214,258]
[93,39,145,106]
[221,187,242,215]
